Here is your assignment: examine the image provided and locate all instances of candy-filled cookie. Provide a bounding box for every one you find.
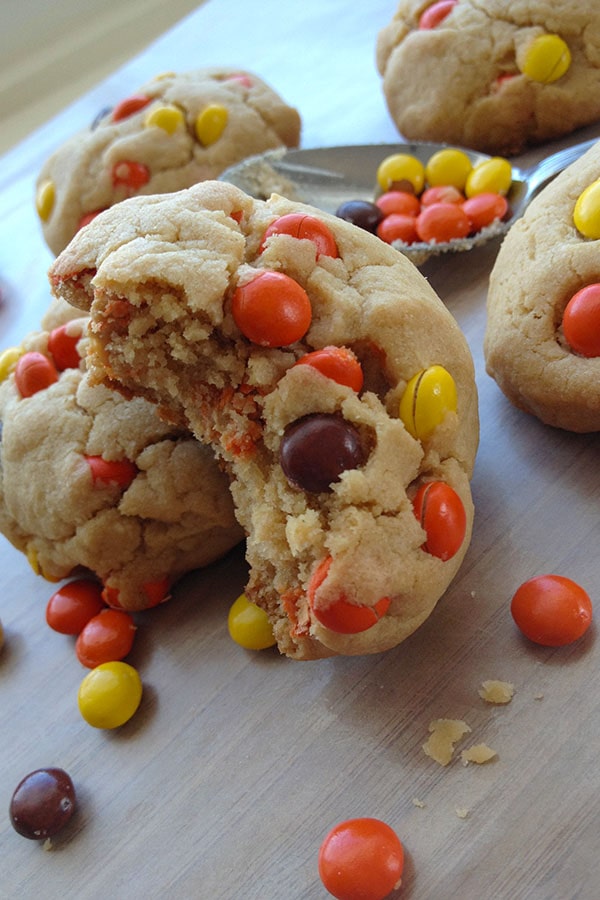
[36,67,301,255]
[50,181,479,659]
[0,301,243,609]
[485,140,600,432]
[376,1,600,155]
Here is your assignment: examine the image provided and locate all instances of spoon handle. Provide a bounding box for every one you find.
[523,138,598,201]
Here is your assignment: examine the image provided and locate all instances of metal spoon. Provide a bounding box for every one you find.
[220,138,597,264]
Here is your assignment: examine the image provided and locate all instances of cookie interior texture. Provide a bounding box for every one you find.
[37,67,301,255]
[50,181,479,659]
[0,299,243,609]
[485,140,600,432]
[377,0,600,155]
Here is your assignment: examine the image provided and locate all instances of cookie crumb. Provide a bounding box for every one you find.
[43,838,54,852]
[412,798,426,809]
[478,680,515,704]
[534,693,544,701]
[461,743,498,766]
[455,807,470,819]
[423,718,471,766]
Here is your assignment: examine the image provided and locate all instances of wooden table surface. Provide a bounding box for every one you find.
[1,2,599,898]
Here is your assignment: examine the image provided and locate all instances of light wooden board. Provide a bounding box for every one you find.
[1,2,599,898]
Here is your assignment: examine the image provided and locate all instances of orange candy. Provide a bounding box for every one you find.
[47,324,82,370]
[413,481,466,561]
[85,455,138,489]
[295,346,364,392]
[419,0,457,29]
[562,284,600,357]
[416,202,471,243]
[111,160,151,190]
[232,270,312,347]
[14,352,58,397]
[75,609,137,668]
[46,580,105,635]
[318,817,405,900]
[375,190,421,217]
[111,95,151,122]
[260,214,339,259]
[511,574,593,646]
[377,213,419,245]
[462,192,508,232]
[102,577,170,610]
[421,185,464,207]
[307,556,390,634]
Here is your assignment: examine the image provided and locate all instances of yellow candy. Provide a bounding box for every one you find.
[26,545,41,576]
[425,148,473,191]
[0,346,23,382]
[195,104,228,146]
[144,104,185,134]
[35,179,55,222]
[228,593,276,650]
[78,661,142,729]
[399,365,458,440]
[573,179,600,239]
[376,153,425,193]
[520,34,571,84]
[465,157,512,198]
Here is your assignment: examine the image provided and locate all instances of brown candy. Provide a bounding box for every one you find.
[9,768,76,840]
[279,413,366,493]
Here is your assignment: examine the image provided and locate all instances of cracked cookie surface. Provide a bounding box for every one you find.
[50,181,479,659]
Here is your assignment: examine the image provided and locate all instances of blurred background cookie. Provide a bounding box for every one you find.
[376,0,600,155]
[35,67,301,254]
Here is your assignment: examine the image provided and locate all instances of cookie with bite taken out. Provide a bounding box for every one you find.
[376,0,600,155]
[50,181,479,659]
[36,67,301,255]
[0,298,243,610]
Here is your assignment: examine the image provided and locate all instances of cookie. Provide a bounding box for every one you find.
[0,300,243,609]
[485,139,600,432]
[376,1,600,155]
[50,181,479,659]
[36,67,301,255]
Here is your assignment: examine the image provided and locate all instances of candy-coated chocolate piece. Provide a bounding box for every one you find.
[279,413,366,493]
[85,455,138,488]
[308,557,390,634]
[78,660,142,728]
[111,94,151,122]
[261,213,339,258]
[195,103,228,145]
[46,579,105,635]
[319,816,404,900]
[35,179,55,221]
[14,351,58,397]
[75,608,137,668]
[519,34,571,84]
[425,147,472,190]
[0,347,23,382]
[465,157,512,197]
[295,346,364,392]
[462,192,508,231]
[562,283,600,357]
[413,480,466,561]
[77,209,105,232]
[375,191,420,217]
[10,768,76,840]
[232,270,312,347]
[111,160,151,190]
[47,323,82,370]
[226,73,253,88]
[416,202,471,243]
[377,213,418,244]
[418,0,457,30]
[376,153,425,193]
[573,179,600,239]
[144,104,185,134]
[511,574,592,646]
[420,185,464,206]
[228,593,276,650]
[102,578,170,610]
[399,364,458,440]
[335,199,384,234]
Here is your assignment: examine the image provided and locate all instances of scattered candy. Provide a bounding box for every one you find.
[562,284,600,357]
[232,270,312,347]
[195,103,228,145]
[46,579,106,635]
[308,557,390,634]
[75,609,137,669]
[47,324,82,370]
[295,346,364,392]
[14,351,58,398]
[465,157,512,198]
[227,593,276,650]
[511,574,593,647]
[78,660,142,728]
[418,0,457,30]
[376,153,425,193]
[424,146,472,190]
[85,455,138,489]
[375,190,420,217]
[420,184,464,206]
[10,768,76,840]
[35,179,55,222]
[377,213,419,245]
[519,34,571,84]
[416,201,471,243]
[261,213,339,258]
[573,179,600,239]
[111,94,151,122]
[280,413,365,493]
[144,104,185,134]
[462,192,509,231]
[335,199,384,234]
[399,364,458,440]
[412,481,467,561]
[318,816,404,900]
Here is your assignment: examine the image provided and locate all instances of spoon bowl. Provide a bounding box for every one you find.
[220,139,598,264]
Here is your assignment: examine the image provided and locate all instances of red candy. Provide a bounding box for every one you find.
[261,213,339,258]
[75,608,137,668]
[46,579,106,635]
[419,0,457,29]
[77,209,105,232]
[85,455,138,488]
[562,283,600,357]
[111,95,151,122]
[416,202,471,243]
[295,346,364,392]
[413,481,466,561]
[377,213,419,245]
[232,270,312,347]
[462,192,508,232]
[308,556,390,634]
[111,160,151,190]
[511,574,593,646]
[375,190,421,217]
[102,577,170,610]
[318,817,405,900]
[14,351,58,397]
[47,324,81,370]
